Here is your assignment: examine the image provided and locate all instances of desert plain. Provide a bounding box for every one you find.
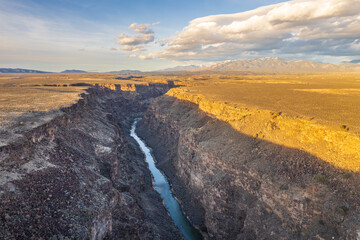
[1,72,359,170]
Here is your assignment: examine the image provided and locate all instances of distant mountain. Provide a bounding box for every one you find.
[195,58,349,73]
[0,68,50,73]
[350,59,360,63]
[336,61,360,72]
[108,70,142,74]
[156,65,202,72]
[61,69,87,73]
[116,75,143,80]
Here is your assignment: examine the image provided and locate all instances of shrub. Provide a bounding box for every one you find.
[313,174,328,184]
[341,172,351,179]
[340,125,349,131]
[336,205,349,216]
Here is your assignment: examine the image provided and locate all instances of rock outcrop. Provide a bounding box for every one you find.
[0,84,183,239]
[137,95,360,239]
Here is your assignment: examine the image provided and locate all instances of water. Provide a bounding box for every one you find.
[130,119,203,240]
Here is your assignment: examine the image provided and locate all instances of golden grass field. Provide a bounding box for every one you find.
[0,73,152,127]
[176,73,360,133]
[1,72,360,171]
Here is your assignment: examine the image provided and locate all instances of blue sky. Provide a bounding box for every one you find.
[1,0,359,71]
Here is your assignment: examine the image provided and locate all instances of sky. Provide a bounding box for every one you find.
[0,0,359,72]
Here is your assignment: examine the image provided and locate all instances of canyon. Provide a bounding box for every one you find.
[0,83,183,239]
[0,73,359,239]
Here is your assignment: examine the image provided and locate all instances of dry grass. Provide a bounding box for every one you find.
[294,88,360,96]
[0,73,161,127]
[177,73,360,133]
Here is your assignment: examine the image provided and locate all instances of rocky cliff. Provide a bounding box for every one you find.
[0,84,183,239]
[137,95,360,239]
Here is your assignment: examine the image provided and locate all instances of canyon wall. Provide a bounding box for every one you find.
[0,84,183,239]
[137,95,360,240]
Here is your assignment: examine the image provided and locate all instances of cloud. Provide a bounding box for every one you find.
[117,33,154,46]
[120,45,145,53]
[128,23,154,34]
[117,22,157,56]
[142,0,360,60]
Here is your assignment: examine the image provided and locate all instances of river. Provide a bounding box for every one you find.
[130,119,203,240]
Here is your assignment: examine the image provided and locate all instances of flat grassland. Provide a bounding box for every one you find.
[177,73,360,133]
[0,73,157,145]
[0,73,161,126]
[1,72,359,171]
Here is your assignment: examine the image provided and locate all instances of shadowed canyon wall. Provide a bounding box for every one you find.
[137,95,360,240]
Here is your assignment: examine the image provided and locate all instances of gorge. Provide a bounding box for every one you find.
[1,81,359,239]
[131,119,202,240]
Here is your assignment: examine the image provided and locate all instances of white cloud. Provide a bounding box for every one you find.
[128,23,154,34]
[117,33,154,46]
[120,45,144,53]
[117,22,157,57]
[142,0,360,60]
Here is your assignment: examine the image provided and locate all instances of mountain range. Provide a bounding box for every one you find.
[108,70,142,74]
[350,59,360,64]
[155,65,202,72]
[2,58,360,74]
[194,58,360,73]
[0,68,50,73]
[61,69,87,73]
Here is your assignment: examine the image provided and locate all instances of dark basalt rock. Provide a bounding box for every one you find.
[0,84,183,239]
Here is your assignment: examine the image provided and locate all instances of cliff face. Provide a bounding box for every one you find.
[0,84,183,239]
[165,88,360,173]
[137,95,360,240]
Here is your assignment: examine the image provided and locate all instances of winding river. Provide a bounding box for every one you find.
[130,119,202,240]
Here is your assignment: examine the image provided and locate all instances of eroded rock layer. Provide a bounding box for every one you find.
[137,95,360,240]
[0,84,183,239]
